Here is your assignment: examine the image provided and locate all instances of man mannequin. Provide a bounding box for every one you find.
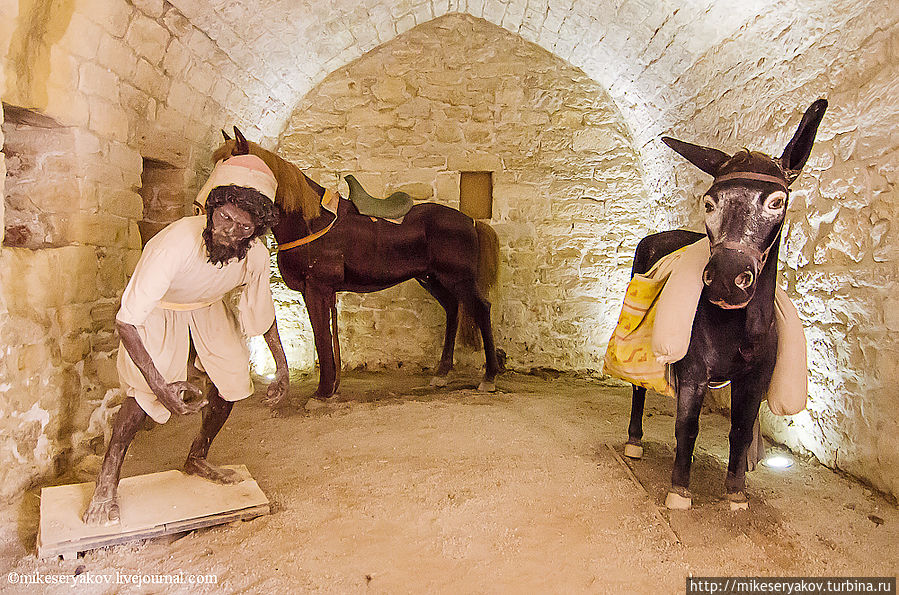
[83,155,289,526]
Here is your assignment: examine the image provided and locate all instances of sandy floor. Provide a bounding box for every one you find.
[1,370,898,594]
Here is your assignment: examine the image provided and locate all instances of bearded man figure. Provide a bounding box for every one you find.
[83,155,290,526]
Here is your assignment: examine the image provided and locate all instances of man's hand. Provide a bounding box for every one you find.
[262,368,289,407]
[153,380,207,415]
[117,320,207,416]
[262,319,290,409]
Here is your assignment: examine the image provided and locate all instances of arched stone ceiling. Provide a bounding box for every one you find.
[167,0,871,145]
[166,0,892,215]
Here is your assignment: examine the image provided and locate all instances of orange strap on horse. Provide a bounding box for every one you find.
[277,190,338,252]
[277,218,337,251]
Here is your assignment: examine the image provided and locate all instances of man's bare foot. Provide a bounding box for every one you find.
[183,457,242,484]
[82,494,120,526]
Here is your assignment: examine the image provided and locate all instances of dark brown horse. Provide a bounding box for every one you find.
[214,128,502,399]
[624,99,827,510]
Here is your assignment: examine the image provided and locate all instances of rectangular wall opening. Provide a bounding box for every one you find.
[459,171,493,220]
[138,157,186,246]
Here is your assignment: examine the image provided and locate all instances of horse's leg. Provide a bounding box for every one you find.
[457,287,499,392]
[416,276,459,387]
[668,377,707,510]
[724,378,768,510]
[303,284,339,399]
[624,385,647,459]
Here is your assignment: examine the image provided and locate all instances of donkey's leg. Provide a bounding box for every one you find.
[457,287,499,392]
[724,380,767,510]
[416,276,459,387]
[624,385,647,459]
[303,285,339,399]
[667,379,707,510]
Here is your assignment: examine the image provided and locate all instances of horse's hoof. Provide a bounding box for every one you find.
[623,443,644,459]
[665,488,692,510]
[726,492,749,511]
[478,380,496,392]
[430,376,448,387]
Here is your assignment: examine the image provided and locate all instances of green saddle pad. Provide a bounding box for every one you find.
[345,175,414,220]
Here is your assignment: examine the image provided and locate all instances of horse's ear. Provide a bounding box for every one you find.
[233,126,249,154]
[222,129,231,141]
[661,137,730,177]
[779,98,828,185]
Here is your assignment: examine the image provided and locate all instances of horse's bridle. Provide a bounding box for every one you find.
[707,171,790,273]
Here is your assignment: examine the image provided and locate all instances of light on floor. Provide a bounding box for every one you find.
[763,454,794,469]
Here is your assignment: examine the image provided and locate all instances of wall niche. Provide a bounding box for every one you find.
[137,157,187,246]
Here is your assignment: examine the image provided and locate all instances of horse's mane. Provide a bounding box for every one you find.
[212,139,322,220]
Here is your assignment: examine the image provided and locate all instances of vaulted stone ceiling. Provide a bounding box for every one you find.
[166,0,882,148]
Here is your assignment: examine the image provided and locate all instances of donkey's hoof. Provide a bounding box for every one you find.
[430,376,448,388]
[478,380,497,393]
[623,443,644,459]
[665,488,692,510]
[726,492,749,511]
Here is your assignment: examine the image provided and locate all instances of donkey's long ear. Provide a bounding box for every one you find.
[661,137,730,177]
[221,129,231,141]
[780,98,827,185]
[233,126,249,155]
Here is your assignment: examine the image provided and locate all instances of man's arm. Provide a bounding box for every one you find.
[116,320,207,415]
[261,318,290,406]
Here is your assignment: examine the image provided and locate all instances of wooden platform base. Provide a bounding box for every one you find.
[37,465,269,559]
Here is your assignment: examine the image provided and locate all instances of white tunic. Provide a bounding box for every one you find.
[116,216,275,423]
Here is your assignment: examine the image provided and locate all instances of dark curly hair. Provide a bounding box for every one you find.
[203,184,279,265]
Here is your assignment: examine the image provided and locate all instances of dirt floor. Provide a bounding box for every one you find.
[1,370,898,594]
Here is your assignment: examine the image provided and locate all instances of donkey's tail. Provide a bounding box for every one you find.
[459,221,500,347]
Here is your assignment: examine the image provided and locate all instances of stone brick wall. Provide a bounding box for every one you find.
[0,0,263,503]
[265,14,648,377]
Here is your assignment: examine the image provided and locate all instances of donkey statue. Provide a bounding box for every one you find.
[623,99,827,510]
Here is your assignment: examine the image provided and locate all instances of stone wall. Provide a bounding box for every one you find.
[264,14,648,377]
[659,4,899,496]
[0,0,265,503]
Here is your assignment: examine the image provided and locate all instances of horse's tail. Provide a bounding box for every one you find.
[474,220,499,295]
[459,221,500,347]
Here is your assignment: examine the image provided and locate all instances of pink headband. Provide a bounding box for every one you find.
[194,154,278,210]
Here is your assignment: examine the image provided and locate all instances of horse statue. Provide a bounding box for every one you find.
[619,99,827,510]
[213,128,503,399]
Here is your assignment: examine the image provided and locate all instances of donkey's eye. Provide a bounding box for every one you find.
[703,196,716,213]
[765,191,787,211]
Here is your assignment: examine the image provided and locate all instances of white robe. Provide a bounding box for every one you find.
[115,216,275,423]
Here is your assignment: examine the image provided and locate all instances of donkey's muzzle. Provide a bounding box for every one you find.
[702,245,762,309]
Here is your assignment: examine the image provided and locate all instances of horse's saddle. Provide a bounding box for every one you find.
[345,175,414,220]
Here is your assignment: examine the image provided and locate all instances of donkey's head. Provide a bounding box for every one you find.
[662,99,827,309]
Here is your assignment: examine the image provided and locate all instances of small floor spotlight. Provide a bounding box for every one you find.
[763,454,794,469]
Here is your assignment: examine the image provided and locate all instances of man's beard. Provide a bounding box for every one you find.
[203,230,253,266]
